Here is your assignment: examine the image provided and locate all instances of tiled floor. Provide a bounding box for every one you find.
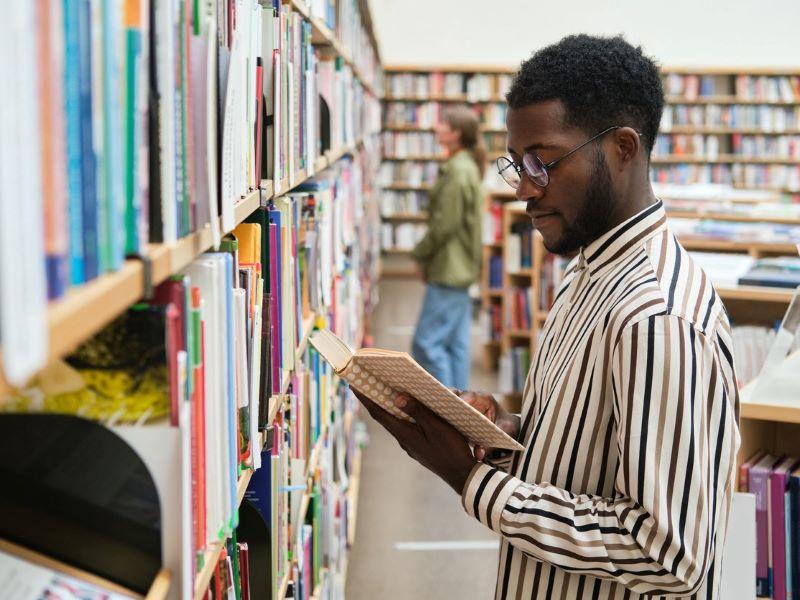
[345,279,500,599]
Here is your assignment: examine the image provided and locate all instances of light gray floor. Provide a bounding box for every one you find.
[345,279,500,600]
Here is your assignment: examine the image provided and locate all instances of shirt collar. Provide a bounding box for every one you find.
[581,199,667,276]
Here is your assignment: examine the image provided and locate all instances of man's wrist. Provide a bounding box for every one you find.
[449,454,478,495]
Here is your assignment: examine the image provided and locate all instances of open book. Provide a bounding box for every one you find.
[309,329,524,452]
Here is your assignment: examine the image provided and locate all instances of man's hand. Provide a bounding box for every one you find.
[454,389,521,461]
[351,387,477,494]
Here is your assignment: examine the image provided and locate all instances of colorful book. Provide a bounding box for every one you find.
[752,453,779,597]
[771,456,800,600]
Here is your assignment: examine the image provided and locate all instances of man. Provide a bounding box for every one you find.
[355,34,740,599]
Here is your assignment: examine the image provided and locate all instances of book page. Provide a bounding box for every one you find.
[348,352,523,452]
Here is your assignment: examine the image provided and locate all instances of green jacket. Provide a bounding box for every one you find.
[412,150,483,288]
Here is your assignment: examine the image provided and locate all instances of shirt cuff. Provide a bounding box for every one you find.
[461,462,520,532]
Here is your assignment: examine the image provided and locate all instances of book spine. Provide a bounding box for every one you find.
[90,0,109,274]
[78,0,99,280]
[42,0,70,299]
[793,475,800,599]
[772,471,788,600]
[753,468,772,597]
[123,0,141,255]
[64,0,86,285]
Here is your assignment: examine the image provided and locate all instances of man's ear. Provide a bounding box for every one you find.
[610,127,641,170]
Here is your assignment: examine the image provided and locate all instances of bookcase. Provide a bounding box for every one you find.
[377,65,515,277]
[0,1,382,599]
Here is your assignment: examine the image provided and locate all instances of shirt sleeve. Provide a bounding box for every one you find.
[460,314,739,596]
[411,170,465,261]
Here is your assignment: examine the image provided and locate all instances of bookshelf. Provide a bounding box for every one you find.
[379,65,515,277]
[0,0,382,598]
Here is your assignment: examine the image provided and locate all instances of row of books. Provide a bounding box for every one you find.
[378,161,439,187]
[739,452,800,599]
[386,72,512,100]
[380,223,426,251]
[381,131,441,157]
[663,73,800,101]
[652,135,800,159]
[380,191,429,216]
[673,219,800,246]
[1,152,379,597]
[383,102,509,130]
[661,105,800,131]
[1,0,383,388]
[498,347,531,395]
[507,287,533,331]
[651,164,800,190]
[332,0,382,91]
[506,221,534,273]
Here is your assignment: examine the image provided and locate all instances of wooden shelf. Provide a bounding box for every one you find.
[385,64,517,74]
[508,269,533,277]
[381,213,428,223]
[651,154,800,164]
[716,285,795,303]
[383,123,505,134]
[485,289,503,298]
[382,247,414,255]
[662,127,800,135]
[383,94,506,103]
[145,570,172,600]
[665,95,800,105]
[0,135,372,400]
[667,209,800,225]
[297,313,316,358]
[678,236,799,255]
[193,466,258,600]
[379,266,417,278]
[506,329,532,338]
[740,350,800,423]
[383,154,446,161]
[383,183,432,191]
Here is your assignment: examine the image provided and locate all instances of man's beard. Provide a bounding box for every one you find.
[545,149,617,256]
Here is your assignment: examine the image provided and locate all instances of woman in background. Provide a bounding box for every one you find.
[411,106,485,389]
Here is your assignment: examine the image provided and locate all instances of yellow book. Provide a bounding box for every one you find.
[309,329,524,451]
[233,222,261,264]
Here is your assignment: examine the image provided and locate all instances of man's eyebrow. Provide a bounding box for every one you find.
[508,141,560,155]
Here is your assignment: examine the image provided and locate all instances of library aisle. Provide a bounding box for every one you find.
[345,280,498,600]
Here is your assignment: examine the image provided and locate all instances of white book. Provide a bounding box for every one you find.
[155,0,177,242]
[0,2,48,386]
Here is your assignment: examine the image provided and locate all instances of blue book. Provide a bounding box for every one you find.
[789,468,800,598]
[63,0,85,285]
[101,0,124,271]
[244,445,273,526]
[78,0,98,280]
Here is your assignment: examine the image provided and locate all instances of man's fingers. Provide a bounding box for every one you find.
[475,446,487,461]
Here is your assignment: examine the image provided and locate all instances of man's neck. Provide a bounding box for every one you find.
[609,177,658,229]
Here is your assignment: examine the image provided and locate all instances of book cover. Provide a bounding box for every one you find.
[771,456,799,600]
[790,466,800,599]
[752,454,779,597]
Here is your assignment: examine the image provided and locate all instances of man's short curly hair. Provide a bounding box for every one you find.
[507,34,664,155]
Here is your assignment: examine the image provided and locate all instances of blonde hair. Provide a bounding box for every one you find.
[444,106,487,178]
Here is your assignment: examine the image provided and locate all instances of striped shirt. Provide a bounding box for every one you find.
[462,200,740,599]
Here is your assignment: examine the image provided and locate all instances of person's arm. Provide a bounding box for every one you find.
[461,314,739,596]
[412,170,465,261]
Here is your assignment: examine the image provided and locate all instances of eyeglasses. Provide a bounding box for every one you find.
[496,125,623,189]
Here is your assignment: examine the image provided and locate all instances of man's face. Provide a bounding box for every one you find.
[506,100,617,256]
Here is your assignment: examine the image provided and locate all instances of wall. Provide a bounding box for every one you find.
[368,0,800,70]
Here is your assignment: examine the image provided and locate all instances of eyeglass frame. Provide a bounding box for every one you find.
[497,125,634,189]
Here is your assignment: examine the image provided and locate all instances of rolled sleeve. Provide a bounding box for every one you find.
[461,463,521,532]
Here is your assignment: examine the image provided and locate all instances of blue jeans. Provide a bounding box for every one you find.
[411,284,471,390]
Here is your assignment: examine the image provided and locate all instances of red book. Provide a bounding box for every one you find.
[191,286,207,557]
[153,279,188,425]
[771,456,800,600]
[238,543,251,600]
